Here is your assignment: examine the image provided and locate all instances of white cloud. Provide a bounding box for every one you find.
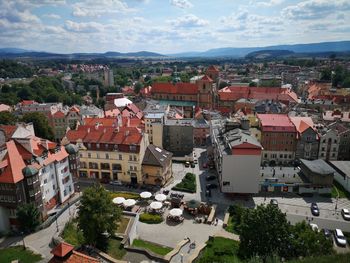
[282,0,350,20]
[257,0,284,7]
[65,20,104,33]
[168,14,208,27]
[170,0,193,9]
[72,0,135,17]
[43,13,61,19]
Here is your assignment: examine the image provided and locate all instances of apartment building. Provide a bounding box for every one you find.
[315,124,340,161]
[65,125,149,184]
[0,137,74,232]
[257,114,297,164]
[211,119,262,194]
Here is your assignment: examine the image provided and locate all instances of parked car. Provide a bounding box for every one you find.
[206,175,217,181]
[109,180,122,186]
[193,159,198,164]
[185,161,190,168]
[341,208,350,221]
[191,163,195,168]
[270,199,278,206]
[311,203,320,216]
[206,189,211,197]
[206,183,218,190]
[322,229,332,239]
[310,223,319,232]
[334,229,347,247]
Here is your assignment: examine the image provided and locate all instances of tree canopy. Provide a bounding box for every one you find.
[77,185,121,249]
[22,112,54,140]
[0,111,17,125]
[16,203,40,233]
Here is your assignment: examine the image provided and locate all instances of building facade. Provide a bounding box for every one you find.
[316,125,339,161]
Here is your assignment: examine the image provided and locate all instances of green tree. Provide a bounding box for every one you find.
[22,112,54,140]
[16,203,40,233]
[238,204,291,260]
[289,221,334,258]
[219,81,228,89]
[134,82,143,94]
[77,185,121,249]
[0,111,17,125]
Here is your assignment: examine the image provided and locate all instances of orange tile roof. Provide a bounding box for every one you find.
[289,117,315,134]
[104,108,121,117]
[51,242,74,258]
[257,114,296,132]
[69,106,80,113]
[21,100,36,106]
[0,141,26,184]
[201,75,213,82]
[0,104,11,112]
[206,65,219,72]
[53,111,65,118]
[152,82,198,95]
[0,125,17,138]
[84,117,117,127]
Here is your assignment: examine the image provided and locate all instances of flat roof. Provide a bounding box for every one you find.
[329,161,350,178]
[260,166,305,184]
[158,100,196,107]
[300,159,335,175]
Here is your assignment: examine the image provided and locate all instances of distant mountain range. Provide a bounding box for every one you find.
[169,40,350,58]
[1,40,350,59]
[0,49,165,59]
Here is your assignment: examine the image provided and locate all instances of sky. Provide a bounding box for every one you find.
[0,0,350,54]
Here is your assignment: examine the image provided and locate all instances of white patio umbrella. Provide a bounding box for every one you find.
[150,201,163,210]
[169,208,183,217]
[113,197,125,205]
[140,191,152,199]
[155,193,167,202]
[123,199,136,207]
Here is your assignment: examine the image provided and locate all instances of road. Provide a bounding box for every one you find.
[0,201,79,262]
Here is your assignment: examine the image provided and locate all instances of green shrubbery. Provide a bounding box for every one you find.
[172,173,196,193]
[139,213,163,224]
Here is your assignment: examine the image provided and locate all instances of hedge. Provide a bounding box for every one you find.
[172,173,196,193]
[139,213,163,224]
[110,192,140,200]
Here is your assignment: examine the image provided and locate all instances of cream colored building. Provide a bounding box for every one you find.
[66,126,149,184]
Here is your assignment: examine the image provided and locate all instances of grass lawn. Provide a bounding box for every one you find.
[172,173,196,193]
[62,220,85,247]
[115,216,130,234]
[332,181,350,199]
[106,238,126,260]
[196,237,241,263]
[226,216,240,235]
[110,192,140,200]
[0,246,42,263]
[132,239,172,256]
[289,253,350,263]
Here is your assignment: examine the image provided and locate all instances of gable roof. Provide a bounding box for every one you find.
[142,144,172,167]
[206,65,219,72]
[201,75,213,82]
[0,140,26,184]
[289,117,315,134]
[51,242,74,258]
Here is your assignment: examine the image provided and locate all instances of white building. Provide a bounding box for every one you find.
[211,119,263,194]
[316,125,339,161]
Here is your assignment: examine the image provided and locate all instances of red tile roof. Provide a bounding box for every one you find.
[84,117,117,127]
[104,108,121,117]
[67,125,142,147]
[290,117,315,134]
[51,242,74,258]
[257,114,296,132]
[218,86,298,104]
[0,104,11,112]
[206,65,219,72]
[0,125,17,139]
[53,111,65,118]
[69,106,80,113]
[152,82,198,95]
[0,140,26,184]
[201,75,213,82]
[21,100,36,106]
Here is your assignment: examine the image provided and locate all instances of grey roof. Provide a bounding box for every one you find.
[300,159,335,175]
[165,119,194,126]
[144,113,164,119]
[223,129,262,149]
[329,161,350,178]
[22,166,38,177]
[65,143,79,154]
[192,119,209,129]
[142,144,173,167]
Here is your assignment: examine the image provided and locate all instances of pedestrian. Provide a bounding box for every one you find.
[180,253,184,263]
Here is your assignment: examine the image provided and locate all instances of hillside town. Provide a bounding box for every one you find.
[1,57,350,262]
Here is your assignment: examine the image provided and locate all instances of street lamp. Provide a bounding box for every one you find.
[335,197,339,214]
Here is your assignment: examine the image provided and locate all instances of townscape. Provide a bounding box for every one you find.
[1,1,350,263]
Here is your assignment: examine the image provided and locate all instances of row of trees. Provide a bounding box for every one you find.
[0,111,54,140]
[321,65,350,88]
[0,76,82,106]
[229,204,333,261]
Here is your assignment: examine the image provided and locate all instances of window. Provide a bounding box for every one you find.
[119,154,122,160]
[334,139,337,144]
[101,163,110,170]
[130,145,137,152]
[129,155,132,161]
[133,155,137,161]
[96,143,100,149]
[88,153,91,158]
[106,153,109,159]
[112,164,122,171]
[280,154,283,158]
[96,153,100,158]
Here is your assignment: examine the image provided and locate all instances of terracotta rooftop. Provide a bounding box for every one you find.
[201,75,213,82]
[206,65,219,72]
[257,114,296,132]
[53,111,65,118]
[51,242,74,258]
[0,125,17,139]
[152,82,198,95]
[290,117,315,134]
[0,140,26,184]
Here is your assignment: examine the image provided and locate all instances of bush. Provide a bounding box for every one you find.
[62,220,85,247]
[172,173,196,193]
[139,213,163,224]
[110,192,140,200]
